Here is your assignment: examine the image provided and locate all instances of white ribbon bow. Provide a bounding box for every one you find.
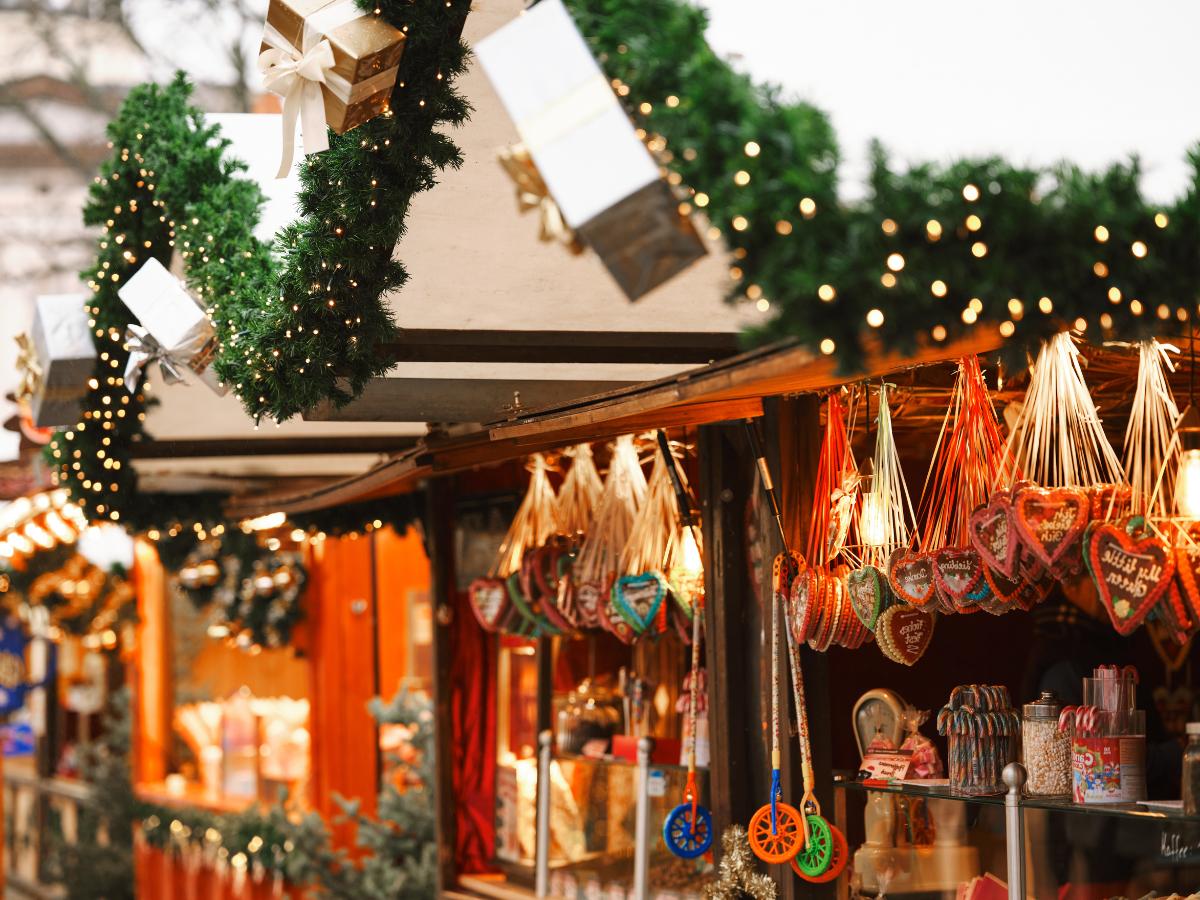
[259,39,335,178]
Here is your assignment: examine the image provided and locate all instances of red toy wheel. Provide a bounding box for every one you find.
[748,802,804,864]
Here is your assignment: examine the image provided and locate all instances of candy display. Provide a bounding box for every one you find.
[1020,691,1072,798]
[1066,666,1148,804]
[937,685,1019,797]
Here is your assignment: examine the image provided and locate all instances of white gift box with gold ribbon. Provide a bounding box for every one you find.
[22,294,94,428]
[475,0,705,300]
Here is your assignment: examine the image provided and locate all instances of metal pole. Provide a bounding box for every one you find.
[1002,762,1027,900]
[536,730,552,898]
[633,736,653,900]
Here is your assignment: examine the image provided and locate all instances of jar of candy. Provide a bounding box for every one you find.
[937,684,1019,796]
[1021,691,1071,798]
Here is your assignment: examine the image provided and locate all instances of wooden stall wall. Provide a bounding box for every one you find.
[307,533,381,848]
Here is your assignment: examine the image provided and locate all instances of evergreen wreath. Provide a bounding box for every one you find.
[564,0,1200,369]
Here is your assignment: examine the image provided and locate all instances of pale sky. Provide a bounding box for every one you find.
[698,0,1200,202]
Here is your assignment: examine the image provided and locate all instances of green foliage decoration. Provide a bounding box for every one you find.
[208,0,472,422]
[564,0,1200,368]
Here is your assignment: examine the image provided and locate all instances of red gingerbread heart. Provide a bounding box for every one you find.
[1174,542,1200,627]
[468,578,509,631]
[1013,486,1090,573]
[888,550,937,607]
[969,494,1019,578]
[1087,524,1175,635]
[933,547,985,606]
[877,605,935,666]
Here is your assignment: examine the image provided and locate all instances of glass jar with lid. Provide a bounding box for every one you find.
[1183,722,1200,815]
[1021,690,1072,798]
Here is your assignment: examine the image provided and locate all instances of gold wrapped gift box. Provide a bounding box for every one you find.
[262,0,406,134]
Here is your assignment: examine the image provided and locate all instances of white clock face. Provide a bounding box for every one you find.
[857,698,898,748]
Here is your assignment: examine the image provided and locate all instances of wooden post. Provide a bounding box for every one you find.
[426,478,459,894]
[697,424,756,837]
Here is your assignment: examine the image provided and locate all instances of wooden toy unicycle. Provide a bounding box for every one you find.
[748,581,805,864]
[663,592,712,858]
[657,431,715,860]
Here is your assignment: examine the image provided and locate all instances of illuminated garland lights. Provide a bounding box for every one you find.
[564,0,1200,367]
[47,8,454,535]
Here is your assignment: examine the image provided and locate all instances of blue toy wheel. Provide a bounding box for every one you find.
[663,802,713,859]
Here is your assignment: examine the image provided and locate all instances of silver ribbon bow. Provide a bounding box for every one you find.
[123,325,189,393]
[258,38,335,178]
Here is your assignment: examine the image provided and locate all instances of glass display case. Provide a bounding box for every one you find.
[832,774,1200,898]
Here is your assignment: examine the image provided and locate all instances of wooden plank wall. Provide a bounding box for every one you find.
[307,533,380,849]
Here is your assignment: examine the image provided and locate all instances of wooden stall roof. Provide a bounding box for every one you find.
[222,331,1003,518]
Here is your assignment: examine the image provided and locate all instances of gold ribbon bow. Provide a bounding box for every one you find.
[497,144,583,254]
[14,333,43,407]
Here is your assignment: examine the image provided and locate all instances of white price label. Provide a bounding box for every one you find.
[647,770,667,797]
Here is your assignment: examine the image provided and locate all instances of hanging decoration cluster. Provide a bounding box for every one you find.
[467,436,701,646]
[564,0,1200,370]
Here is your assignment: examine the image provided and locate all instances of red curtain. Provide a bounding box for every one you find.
[450,584,497,873]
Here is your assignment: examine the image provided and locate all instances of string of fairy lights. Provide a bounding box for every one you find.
[565,0,1198,367]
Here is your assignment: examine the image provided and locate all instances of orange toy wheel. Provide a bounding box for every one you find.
[792,823,849,883]
[748,802,805,864]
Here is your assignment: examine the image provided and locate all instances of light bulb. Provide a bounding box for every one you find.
[860,491,887,548]
[1176,448,1200,518]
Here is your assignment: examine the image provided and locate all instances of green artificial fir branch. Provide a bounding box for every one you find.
[564,0,1200,369]
[209,0,472,422]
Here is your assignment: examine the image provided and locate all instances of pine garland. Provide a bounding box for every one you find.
[209,0,472,422]
[565,0,1200,369]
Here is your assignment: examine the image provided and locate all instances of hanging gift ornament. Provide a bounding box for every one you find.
[1001,332,1125,583]
[615,440,689,638]
[917,357,1011,615]
[575,435,647,638]
[469,454,562,635]
[1125,340,1182,521]
[541,444,605,631]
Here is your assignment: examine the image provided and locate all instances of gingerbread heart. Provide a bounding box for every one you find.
[969,495,1019,578]
[888,550,937,607]
[877,605,935,666]
[933,547,985,606]
[1087,524,1175,635]
[505,573,546,637]
[1147,618,1192,673]
[574,578,604,628]
[847,565,886,630]
[1174,543,1200,627]
[468,578,508,632]
[613,572,668,634]
[1013,486,1089,572]
[789,567,822,644]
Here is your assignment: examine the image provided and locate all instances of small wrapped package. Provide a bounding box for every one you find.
[261,0,405,132]
[117,258,225,395]
[21,294,94,428]
[476,0,705,301]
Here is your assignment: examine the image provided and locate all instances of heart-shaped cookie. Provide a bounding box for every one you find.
[877,605,935,666]
[613,571,668,634]
[574,578,604,628]
[1147,618,1192,673]
[1174,542,1200,627]
[505,573,547,637]
[888,550,937,607]
[789,567,822,643]
[933,547,985,607]
[1087,524,1175,635]
[468,578,508,632]
[846,565,886,630]
[969,494,1019,578]
[1013,486,1089,573]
